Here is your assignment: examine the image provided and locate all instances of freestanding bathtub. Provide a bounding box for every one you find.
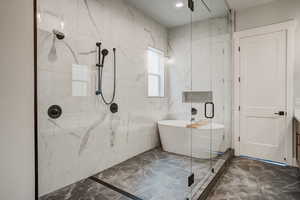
[158,120,225,159]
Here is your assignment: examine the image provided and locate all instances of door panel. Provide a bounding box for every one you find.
[240,30,287,163]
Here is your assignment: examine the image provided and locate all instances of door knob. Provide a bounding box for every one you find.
[274,111,286,116]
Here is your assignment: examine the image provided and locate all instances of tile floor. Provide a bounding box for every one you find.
[207,157,300,200]
[39,178,131,200]
[40,149,300,200]
[40,148,217,200]
[93,148,217,200]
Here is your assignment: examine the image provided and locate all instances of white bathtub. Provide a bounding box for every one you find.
[158,120,224,159]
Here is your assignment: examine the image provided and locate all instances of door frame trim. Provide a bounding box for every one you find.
[233,20,297,166]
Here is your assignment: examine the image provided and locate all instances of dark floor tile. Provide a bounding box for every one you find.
[93,148,215,200]
[39,179,132,200]
[40,148,227,200]
[207,157,300,200]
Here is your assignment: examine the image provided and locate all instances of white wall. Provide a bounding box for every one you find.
[235,0,300,100]
[0,0,35,200]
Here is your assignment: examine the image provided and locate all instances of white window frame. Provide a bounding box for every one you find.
[147,47,165,98]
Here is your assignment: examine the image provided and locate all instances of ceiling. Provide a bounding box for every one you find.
[125,0,228,28]
[226,0,277,10]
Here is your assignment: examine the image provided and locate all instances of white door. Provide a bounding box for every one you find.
[239,30,287,163]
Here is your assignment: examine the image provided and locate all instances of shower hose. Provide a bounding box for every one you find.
[99,48,116,105]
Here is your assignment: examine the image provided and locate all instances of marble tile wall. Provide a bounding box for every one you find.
[37,0,169,195]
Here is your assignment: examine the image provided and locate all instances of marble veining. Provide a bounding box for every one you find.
[40,178,132,200]
[40,154,299,200]
[37,0,232,196]
[40,148,224,200]
[38,0,168,195]
[93,148,217,200]
[83,0,103,39]
[78,113,108,155]
[207,157,300,200]
[48,119,81,139]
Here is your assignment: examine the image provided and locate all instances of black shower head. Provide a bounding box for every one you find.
[96,42,102,47]
[101,49,109,65]
[102,49,109,56]
[53,29,65,40]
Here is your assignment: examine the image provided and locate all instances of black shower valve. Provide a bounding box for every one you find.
[48,105,62,119]
[110,103,118,114]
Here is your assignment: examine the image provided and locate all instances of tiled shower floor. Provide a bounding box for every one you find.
[93,148,217,200]
[40,150,300,200]
[40,178,132,200]
[40,148,218,200]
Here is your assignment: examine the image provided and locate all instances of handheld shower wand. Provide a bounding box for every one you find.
[95,42,117,113]
[101,49,109,66]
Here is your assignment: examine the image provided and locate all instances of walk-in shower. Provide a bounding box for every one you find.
[37,0,233,199]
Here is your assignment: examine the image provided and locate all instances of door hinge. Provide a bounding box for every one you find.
[238,46,241,52]
[188,173,194,187]
[238,77,241,82]
[238,106,241,111]
[238,136,241,142]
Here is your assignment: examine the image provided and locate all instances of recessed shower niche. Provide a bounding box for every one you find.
[37,0,233,199]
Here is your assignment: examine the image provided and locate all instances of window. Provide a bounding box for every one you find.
[147,47,165,97]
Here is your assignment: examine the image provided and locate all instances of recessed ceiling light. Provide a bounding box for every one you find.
[175,2,184,8]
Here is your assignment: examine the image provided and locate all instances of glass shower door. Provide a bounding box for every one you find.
[188,0,232,198]
[189,0,233,199]
[209,0,233,177]
[185,0,215,198]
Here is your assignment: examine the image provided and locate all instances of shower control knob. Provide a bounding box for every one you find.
[110,103,118,114]
[48,105,62,119]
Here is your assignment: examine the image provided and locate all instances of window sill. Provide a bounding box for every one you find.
[146,96,169,102]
